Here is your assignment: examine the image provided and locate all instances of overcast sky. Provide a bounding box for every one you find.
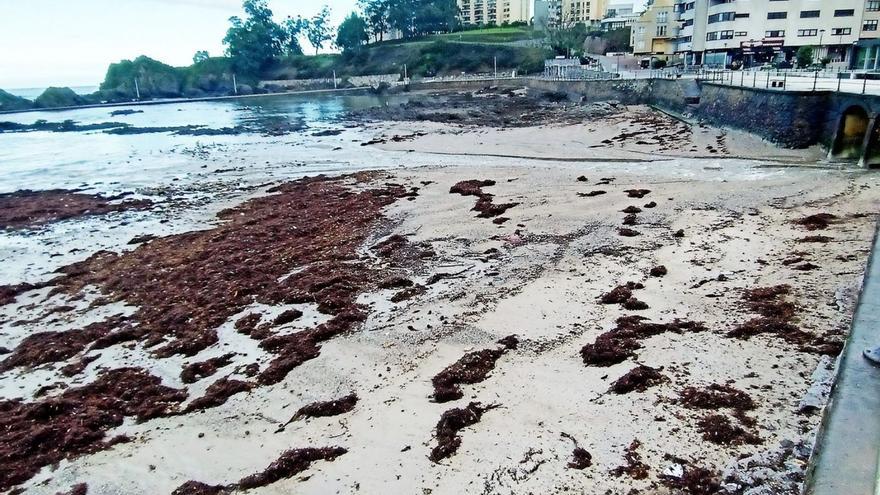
[0,0,360,89]
[0,0,648,89]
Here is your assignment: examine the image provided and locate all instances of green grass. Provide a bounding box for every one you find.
[428,27,542,44]
[267,40,550,80]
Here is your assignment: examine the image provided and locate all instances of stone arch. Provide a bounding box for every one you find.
[831,105,870,160]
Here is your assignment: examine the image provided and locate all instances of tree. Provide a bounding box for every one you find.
[306,5,333,55]
[796,46,814,68]
[193,50,210,64]
[284,16,308,56]
[413,0,458,35]
[336,13,369,52]
[359,0,390,42]
[548,15,588,57]
[223,0,287,75]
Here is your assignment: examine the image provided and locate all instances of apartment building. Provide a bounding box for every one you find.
[533,0,609,28]
[631,0,677,61]
[458,0,531,25]
[672,0,868,68]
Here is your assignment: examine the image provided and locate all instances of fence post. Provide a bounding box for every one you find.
[741,71,745,86]
[864,75,869,95]
[783,72,787,91]
[753,72,757,88]
[813,70,818,91]
[766,72,770,89]
[838,74,842,92]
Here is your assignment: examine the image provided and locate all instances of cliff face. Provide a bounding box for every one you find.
[0,89,34,112]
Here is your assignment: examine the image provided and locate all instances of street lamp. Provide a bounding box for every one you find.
[817,29,825,65]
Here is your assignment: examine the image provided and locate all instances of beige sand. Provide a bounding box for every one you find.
[2,111,879,495]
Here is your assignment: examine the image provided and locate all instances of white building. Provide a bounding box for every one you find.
[674,0,869,68]
[458,0,531,25]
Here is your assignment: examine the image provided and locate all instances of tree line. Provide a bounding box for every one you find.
[219,0,459,76]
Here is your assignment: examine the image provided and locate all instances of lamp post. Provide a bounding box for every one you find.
[817,29,825,65]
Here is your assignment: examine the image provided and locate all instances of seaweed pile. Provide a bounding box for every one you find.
[0,173,422,490]
[450,179,518,222]
[431,335,518,402]
[581,316,707,367]
[0,189,152,230]
[728,285,842,356]
[430,402,500,462]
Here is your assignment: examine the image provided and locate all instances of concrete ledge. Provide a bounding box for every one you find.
[806,221,880,495]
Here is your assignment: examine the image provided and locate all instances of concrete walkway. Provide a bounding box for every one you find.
[807,223,880,495]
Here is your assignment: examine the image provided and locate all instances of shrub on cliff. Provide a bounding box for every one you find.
[0,89,34,112]
[34,87,88,109]
[100,56,183,99]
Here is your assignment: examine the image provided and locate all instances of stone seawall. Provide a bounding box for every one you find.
[409,78,868,153]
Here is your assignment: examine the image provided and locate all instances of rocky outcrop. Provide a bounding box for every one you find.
[0,89,33,112]
[33,87,89,108]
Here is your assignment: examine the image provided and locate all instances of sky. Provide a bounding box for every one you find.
[0,0,360,89]
[0,0,648,90]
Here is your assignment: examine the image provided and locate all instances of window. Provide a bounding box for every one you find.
[735,31,748,36]
[831,27,852,35]
[735,13,750,18]
[866,20,879,31]
[720,30,734,39]
[869,1,880,12]
[766,30,785,37]
[657,11,668,23]
[708,11,735,23]
[767,12,787,19]
[798,29,818,36]
[800,10,820,18]
[706,31,718,41]
[657,25,667,36]
[834,9,855,17]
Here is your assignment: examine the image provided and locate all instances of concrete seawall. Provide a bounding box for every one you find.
[410,78,880,165]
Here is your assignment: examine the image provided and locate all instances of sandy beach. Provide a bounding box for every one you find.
[0,87,878,495]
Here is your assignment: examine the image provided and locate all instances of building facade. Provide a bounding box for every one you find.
[458,0,531,25]
[670,0,872,68]
[631,0,677,61]
[533,0,610,28]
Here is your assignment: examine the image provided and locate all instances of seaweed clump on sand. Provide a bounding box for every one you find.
[659,466,722,495]
[581,316,707,367]
[0,315,128,372]
[180,353,236,384]
[289,393,359,422]
[609,365,667,394]
[450,179,518,220]
[624,189,651,199]
[697,414,761,446]
[610,440,650,479]
[678,383,762,446]
[236,447,348,489]
[679,383,755,411]
[431,336,518,402]
[568,448,593,470]
[650,266,668,277]
[171,481,228,495]
[430,402,500,462]
[0,368,187,492]
[0,189,152,230]
[599,282,644,304]
[729,285,841,355]
[184,378,253,412]
[793,213,837,231]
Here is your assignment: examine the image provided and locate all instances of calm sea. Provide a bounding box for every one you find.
[7,86,99,100]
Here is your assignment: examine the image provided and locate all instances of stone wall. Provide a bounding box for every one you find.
[692,84,830,149]
[409,77,878,153]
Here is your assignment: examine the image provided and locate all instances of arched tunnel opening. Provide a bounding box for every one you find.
[832,105,870,161]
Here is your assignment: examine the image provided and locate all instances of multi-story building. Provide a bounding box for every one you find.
[671,0,867,68]
[458,0,531,26]
[533,0,609,28]
[631,0,677,62]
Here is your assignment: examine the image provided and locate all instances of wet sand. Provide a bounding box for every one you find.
[0,87,878,495]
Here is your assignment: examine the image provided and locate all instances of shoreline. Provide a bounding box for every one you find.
[0,86,378,116]
[0,87,878,494]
